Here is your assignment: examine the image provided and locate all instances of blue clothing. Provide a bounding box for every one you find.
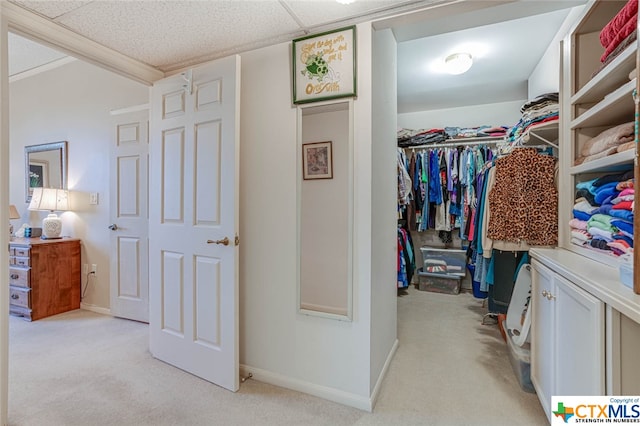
[576,178,598,193]
[594,182,620,205]
[419,153,430,231]
[475,169,490,256]
[609,209,634,222]
[612,219,634,235]
[514,252,530,281]
[573,210,593,221]
[429,150,442,204]
[597,204,614,215]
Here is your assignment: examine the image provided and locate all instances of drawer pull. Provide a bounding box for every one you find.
[10,274,18,280]
[11,294,18,300]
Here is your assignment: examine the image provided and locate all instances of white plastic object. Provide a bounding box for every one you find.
[506,263,532,347]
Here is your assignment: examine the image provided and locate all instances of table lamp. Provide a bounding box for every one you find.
[28,187,69,239]
[9,204,19,236]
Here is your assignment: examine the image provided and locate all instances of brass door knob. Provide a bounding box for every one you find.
[207,237,229,246]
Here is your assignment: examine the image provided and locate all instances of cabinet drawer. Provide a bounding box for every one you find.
[11,256,30,267]
[9,286,30,308]
[9,268,29,288]
[13,247,29,257]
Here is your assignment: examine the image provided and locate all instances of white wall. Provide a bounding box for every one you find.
[528,5,585,99]
[239,22,375,409]
[370,27,398,398]
[9,59,149,310]
[397,99,525,130]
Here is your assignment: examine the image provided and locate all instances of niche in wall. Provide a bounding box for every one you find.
[297,100,353,320]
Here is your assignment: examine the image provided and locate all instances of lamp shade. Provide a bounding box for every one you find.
[28,188,69,239]
[9,204,19,220]
[28,187,69,212]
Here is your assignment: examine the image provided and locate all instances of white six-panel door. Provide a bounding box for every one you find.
[110,109,150,323]
[149,56,240,391]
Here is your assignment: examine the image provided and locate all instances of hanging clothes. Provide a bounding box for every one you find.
[397,227,415,288]
[487,148,558,246]
[399,144,497,238]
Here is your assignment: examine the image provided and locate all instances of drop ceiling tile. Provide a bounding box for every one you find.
[53,1,302,70]
[10,0,93,19]
[8,33,67,75]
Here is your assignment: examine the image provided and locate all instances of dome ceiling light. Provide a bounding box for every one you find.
[444,52,473,75]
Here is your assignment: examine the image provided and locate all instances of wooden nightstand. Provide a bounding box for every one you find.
[8,237,81,321]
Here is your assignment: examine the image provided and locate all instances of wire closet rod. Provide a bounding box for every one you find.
[400,137,504,150]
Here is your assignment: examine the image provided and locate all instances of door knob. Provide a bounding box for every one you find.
[108,224,118,231]
[207,237,229,246]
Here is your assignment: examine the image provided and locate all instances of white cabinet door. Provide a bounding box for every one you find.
[531,259,605,422]
[531,260,555,420]
[554,273,605,396]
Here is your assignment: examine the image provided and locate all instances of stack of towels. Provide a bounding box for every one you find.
[574,121,635,165]
[570,171,634,256]
[599,0,637,64]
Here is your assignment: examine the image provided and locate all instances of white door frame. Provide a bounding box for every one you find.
[1,9,9,426]
[0,4,166,425]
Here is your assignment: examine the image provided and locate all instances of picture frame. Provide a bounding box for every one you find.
[302,141,333,180]
[292,26,356,104]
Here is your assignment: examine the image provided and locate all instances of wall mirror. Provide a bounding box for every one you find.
[25,141,68,203]
[297,100,353,321]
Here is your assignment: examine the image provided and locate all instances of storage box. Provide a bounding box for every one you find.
[24,227,41,237]
[506,330,535,393]
[420,247,467,277]
[416,268,461,294]
[620,260,633,290]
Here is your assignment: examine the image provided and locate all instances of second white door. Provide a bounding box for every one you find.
[110,108,150,323]
[149,56,241,392]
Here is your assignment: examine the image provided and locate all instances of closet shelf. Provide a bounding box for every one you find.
[570,149,634,175]
[571,44,636,105]
[570,79,635,129]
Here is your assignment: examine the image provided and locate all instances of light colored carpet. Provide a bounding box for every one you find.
[8,287,547,425]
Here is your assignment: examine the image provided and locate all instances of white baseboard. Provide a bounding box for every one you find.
[239,364,373,412]
[80,303,111,316]
[370,338,398,410]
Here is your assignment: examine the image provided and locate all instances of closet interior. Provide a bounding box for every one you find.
[395,0,639,419]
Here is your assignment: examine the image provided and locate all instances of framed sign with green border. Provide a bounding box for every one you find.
[292,26,357,104]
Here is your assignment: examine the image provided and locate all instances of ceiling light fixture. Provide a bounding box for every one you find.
[336,0,356,4]
[444,52,473,75]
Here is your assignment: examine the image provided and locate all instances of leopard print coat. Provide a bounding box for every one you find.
[487,148,558,246]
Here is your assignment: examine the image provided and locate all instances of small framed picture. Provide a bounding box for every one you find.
[302,141,333,180]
